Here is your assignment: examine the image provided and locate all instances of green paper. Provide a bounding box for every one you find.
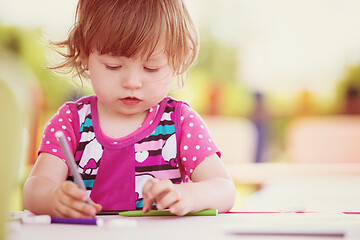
[118,209,217,217]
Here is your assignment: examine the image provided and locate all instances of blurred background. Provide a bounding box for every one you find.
[1,0,360,213]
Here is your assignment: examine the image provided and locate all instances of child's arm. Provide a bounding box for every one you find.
[142,153,236,216]
[23,153,102,218]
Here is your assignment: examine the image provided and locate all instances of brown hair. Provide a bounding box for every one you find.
[51,0,199,86]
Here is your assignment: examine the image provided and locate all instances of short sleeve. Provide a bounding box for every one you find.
[179,104,221,178]
[37,103,77,163]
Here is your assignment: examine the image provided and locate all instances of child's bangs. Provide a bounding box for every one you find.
[88,1,167,59]
[95,24,164,59]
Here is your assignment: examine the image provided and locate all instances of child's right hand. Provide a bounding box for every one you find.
[48,181,102,218]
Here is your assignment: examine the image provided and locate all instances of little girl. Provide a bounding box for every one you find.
[23,0,236,218]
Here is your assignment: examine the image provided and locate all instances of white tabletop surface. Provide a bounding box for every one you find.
[7,212,360,240]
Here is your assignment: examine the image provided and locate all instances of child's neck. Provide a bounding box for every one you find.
[97,102,149,139]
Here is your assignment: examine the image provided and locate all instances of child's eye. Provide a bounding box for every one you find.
[144,67,159,72]
[105,65,122,70]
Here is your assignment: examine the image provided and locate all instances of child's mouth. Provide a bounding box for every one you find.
[120,97,141,106]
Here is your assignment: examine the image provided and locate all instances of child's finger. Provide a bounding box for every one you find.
[56,203,95,218]
[142,179,175,211]
[142,178,159,213]
[155,188,181,210]
[51,196,84,218]
[51,205,66,218]
[142,178,159,198]
[58,193,96,217]
[91,201,103,212]
[142,190,156,213]
[142,198,153,213]
[61,181,88,201]
[147,179,173,202]
[168,200,189,216]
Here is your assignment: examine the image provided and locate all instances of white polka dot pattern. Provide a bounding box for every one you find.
[38,104,77,164]
[178,104,220,178]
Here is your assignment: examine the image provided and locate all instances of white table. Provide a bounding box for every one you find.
[226,163,360,185]
[7,212,360,240]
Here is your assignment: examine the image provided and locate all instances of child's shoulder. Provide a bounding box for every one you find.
[163,97,204,125]
[163,96,202,116]
[60,95,95,111]
[65,95,95,106]
[164,96,190,108]
[51,95,96,123]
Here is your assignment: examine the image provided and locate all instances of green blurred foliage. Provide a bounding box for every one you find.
[0,25,84,112]
[172,28,253,116]
[195,29,238,84]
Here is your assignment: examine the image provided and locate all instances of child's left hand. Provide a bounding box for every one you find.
[141,154,236,215]
[142,178,192,216]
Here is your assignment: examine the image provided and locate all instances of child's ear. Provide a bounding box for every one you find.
[80,54,89,70]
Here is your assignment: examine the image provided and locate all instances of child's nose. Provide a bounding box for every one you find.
[121,70,143,89]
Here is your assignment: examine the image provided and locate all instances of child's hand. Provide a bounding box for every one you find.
[48,181,102,218]
[142,178,192,216]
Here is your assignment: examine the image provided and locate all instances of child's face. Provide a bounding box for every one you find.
[86,44,174,117]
